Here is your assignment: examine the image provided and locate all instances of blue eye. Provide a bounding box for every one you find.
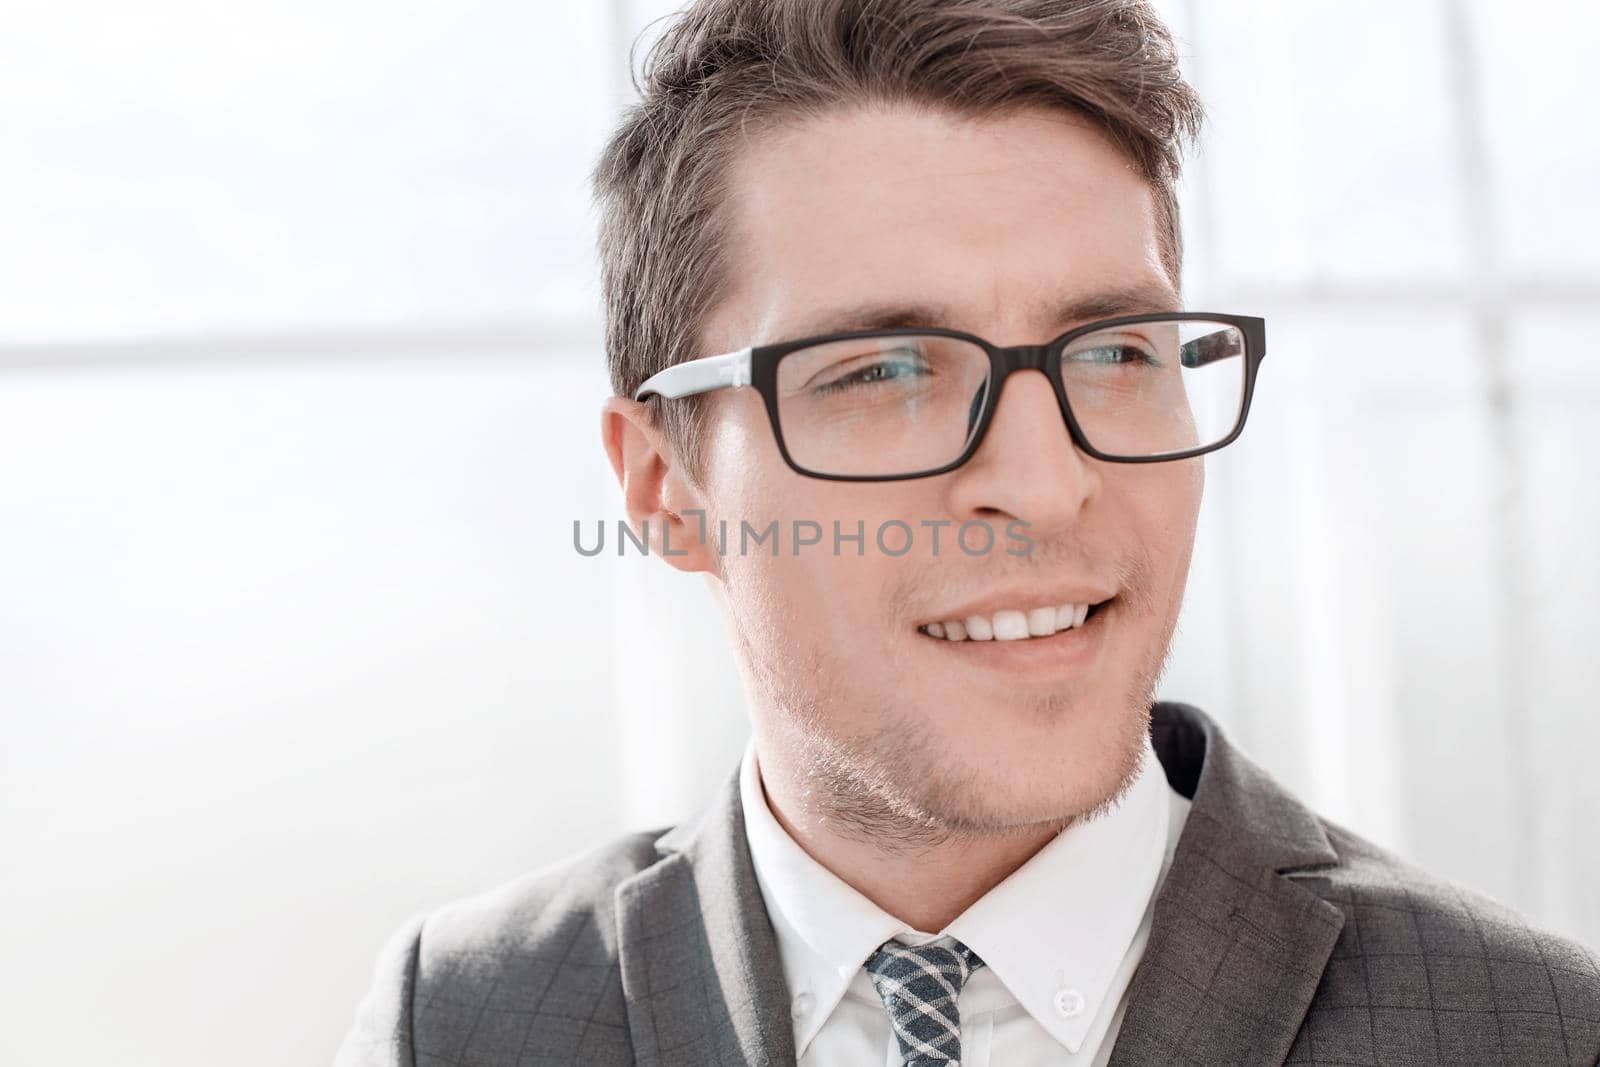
[1066,343,1160,367]
[813,351,930,394]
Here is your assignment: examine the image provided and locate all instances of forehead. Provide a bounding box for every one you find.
[716,102,1173,346]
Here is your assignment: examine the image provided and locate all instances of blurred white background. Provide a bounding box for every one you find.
[1,1,1596,1064]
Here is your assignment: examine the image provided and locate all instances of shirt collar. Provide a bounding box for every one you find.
[738,733,1173,1057]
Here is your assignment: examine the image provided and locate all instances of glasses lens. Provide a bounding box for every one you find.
[1057,318,1247,458]
[775,333,991,476]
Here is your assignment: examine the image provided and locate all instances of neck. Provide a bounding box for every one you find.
[754,741,1070,933]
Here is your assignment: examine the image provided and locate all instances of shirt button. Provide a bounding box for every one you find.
[1053,987,1085,1018]
[791,991,814,1019]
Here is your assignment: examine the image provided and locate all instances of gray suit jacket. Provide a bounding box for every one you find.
[335,701,1600,1066]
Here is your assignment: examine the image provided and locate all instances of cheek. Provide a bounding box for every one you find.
[709,503,939,675]
[1138,457,1200,520]
[1108,464,1202,590]
[1148,465,1203,614]
[701,408,898,643]
[1179,461,1205,537]
[1151,461,1203,539]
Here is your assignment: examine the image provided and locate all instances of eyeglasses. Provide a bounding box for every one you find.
[633,312,1267,481]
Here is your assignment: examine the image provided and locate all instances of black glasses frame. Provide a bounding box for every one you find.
[640,311,1267,482]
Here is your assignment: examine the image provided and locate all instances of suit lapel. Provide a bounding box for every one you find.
[615,770,797,1067]
[613,702,1342,1067]
[1106,702,1346,1066]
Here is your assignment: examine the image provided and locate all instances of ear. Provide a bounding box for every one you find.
[600,396,720,575]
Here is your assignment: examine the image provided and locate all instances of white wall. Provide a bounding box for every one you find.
[0,2,1595,1065]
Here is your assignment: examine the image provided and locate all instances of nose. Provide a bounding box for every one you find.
[942,368,1100,531]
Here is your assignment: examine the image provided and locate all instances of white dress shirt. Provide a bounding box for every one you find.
[738,733,1192,1066]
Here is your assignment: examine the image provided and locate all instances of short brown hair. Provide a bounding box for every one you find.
[591,0,1205,481]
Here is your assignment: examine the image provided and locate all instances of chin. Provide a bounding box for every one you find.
[918,693,1149,826]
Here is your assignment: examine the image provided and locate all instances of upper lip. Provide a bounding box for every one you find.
[917,582,1118,625]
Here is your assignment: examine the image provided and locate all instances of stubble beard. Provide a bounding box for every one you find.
[731,566,1183,859]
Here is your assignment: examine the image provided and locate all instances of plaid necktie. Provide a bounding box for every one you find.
[864,935,986,1066]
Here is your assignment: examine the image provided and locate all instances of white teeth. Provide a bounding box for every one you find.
[992,610,1030,641]
[923,600,1105,642]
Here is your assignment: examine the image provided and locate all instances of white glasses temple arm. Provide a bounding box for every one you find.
[632,347,753,401]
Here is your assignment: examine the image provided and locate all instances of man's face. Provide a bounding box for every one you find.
[694,103,1202,836]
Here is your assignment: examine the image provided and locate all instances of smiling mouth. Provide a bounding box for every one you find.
[916,596,1114,642]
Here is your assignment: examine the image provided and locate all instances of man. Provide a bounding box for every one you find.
[336,1,1600,1064]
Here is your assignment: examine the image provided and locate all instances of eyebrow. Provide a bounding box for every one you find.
[786,282,1182,340]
